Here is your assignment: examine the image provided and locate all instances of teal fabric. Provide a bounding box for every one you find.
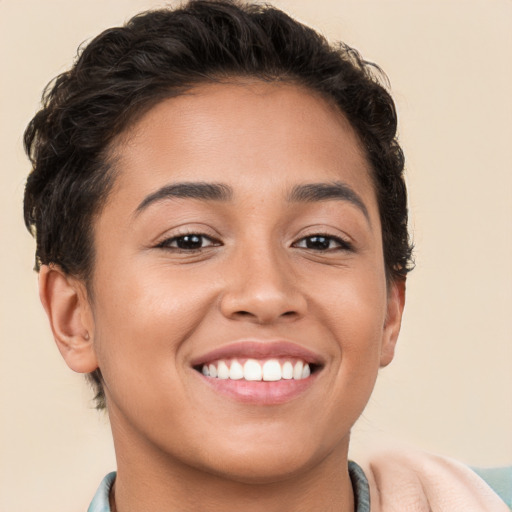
[472,466,512,509]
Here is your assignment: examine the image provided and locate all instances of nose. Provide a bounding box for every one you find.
[219,244,307,325]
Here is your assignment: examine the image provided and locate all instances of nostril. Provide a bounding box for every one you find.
[221,287,307,323]
[232,309,299,322]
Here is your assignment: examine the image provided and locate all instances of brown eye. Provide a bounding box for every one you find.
[175,234,205,249]
[294,235,352,251]
[305,236,331,250]
[158,234,219,250]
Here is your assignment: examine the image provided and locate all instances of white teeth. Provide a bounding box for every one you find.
[217,360,229,379]
[282,361,293,380]
[200,358,315,381]
[293,360,304,380]
[244,359,263,381]
[229,360,244,380]
[262,359,281,381]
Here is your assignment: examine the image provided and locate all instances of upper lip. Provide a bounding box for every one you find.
[190,340,325,367]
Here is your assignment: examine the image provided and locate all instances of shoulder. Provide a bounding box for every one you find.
[356,447,511,511]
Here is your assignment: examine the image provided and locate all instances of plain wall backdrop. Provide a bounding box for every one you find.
[1,1,511,510]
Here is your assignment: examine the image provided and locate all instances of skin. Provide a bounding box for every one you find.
[40,81,405,512]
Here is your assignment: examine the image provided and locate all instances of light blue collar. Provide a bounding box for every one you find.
[87,471,116,512]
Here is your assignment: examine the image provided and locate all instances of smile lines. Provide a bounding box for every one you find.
[201,358,312,381]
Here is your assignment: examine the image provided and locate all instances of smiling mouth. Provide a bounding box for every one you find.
[190,341,324,403]
[195,358,319,382]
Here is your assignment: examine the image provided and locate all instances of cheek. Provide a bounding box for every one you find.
[311,263,387,394]
[312,261,387,339]
[90,262,217,388]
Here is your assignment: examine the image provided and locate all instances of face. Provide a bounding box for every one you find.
[85,82,403,482]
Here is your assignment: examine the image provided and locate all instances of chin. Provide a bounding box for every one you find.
[189,432,342,485]
[204,452,316,485]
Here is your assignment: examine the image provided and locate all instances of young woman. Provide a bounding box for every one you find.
[22,1,510,510]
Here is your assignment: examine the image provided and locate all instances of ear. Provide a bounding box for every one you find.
[39,265,98,373]
[380,278,406,368]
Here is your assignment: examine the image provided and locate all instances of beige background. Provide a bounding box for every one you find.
[1,0,511,510]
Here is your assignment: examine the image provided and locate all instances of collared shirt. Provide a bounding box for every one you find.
[88,471,116,512]
[87,461,371,512]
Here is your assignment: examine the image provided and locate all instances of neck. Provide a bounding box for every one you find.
[110,425,355,512]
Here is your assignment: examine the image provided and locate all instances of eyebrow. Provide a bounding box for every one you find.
[135,182,233,215]
[134,180,369,223]
[287,181,370,221]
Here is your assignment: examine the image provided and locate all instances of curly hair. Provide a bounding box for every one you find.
[24,0,414,409]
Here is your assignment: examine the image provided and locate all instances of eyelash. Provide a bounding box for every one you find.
[156,232,353,253]
[292,234,353,252]
[156,233,220,252]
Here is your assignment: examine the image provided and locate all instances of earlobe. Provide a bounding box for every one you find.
[380,278,406,368]
[39,265,98,374]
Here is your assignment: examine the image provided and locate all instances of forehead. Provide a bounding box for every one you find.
[108,81,374,206]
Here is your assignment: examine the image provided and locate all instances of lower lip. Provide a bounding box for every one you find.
[196,372,319,405]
